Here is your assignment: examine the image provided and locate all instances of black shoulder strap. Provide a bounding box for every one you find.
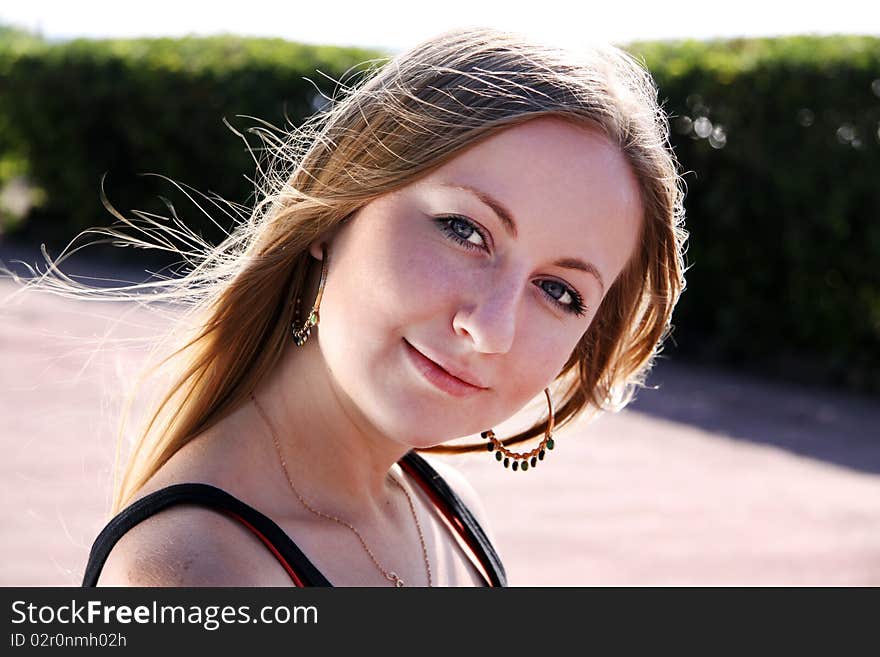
[401,452,508,587]
[82,457,507,588]
[80,483,332,587]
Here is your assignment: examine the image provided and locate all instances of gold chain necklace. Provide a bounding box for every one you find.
[250,393,433,587]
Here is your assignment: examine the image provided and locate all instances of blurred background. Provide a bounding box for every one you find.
[1,1,878,586]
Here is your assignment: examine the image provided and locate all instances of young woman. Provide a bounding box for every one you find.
[77,26,687,587]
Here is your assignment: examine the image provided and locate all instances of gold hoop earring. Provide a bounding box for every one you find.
[292,244,329,346]
[482,387,555,472]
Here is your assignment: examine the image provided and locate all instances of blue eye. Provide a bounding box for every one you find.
[435,214,487,250]
[537,280,588,317]
[432,215,589,318]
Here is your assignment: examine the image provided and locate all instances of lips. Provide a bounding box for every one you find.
[403,339,488,396]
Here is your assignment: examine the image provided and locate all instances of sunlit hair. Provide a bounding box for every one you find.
[14,26,688,513]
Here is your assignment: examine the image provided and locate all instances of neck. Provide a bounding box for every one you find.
[250,337,412,526]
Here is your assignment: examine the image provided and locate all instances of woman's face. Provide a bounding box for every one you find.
[311,117,643,447]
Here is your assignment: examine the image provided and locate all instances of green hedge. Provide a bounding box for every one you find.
[0,25,44,229]
[1,31,878,394]
[0,32,382,244]
[626,36,880,393]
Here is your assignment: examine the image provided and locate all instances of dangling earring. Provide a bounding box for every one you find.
[292,244,329,346]
[482,387,556,472]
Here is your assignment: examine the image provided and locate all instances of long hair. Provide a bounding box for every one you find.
[14,27,688,514]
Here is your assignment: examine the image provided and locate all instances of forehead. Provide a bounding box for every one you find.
[415,117,644,284]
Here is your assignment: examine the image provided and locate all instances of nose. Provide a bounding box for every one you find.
[451,275,520,355]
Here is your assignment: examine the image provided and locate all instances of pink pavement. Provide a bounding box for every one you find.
[2,277,879,586]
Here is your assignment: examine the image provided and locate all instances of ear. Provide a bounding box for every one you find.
[309,211,357,260]
[308,241,325,261]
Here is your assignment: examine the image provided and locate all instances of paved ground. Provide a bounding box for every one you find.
[2,251,879,586]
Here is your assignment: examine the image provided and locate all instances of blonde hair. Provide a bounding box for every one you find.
[16,27,688,513]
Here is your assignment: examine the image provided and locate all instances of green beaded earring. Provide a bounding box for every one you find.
[292,244,329,347]
[482,388,556,472]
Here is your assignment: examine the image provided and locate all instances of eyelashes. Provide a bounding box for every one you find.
[432,214,589,317]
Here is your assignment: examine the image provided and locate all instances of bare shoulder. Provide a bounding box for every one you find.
[96,424,293,586]
[95,504,287,587]
[414,453,497,543]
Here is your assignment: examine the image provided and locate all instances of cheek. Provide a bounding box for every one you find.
[322,215,462,338]
[498,328,579,409]
[365,233,471,323]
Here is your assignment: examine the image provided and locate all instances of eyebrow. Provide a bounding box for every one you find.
[438,182,606,294]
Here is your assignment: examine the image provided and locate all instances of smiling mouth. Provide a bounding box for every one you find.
[403,339,487,397]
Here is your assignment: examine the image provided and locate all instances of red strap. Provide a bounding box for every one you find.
[216,470,493,587]
[398,459,496,587]
[221,509,306,587]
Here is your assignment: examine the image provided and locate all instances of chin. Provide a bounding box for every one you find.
[366,394,479,450]
[405,430,476,451]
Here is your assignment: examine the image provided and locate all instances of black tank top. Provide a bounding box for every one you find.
[81,451,507,587]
